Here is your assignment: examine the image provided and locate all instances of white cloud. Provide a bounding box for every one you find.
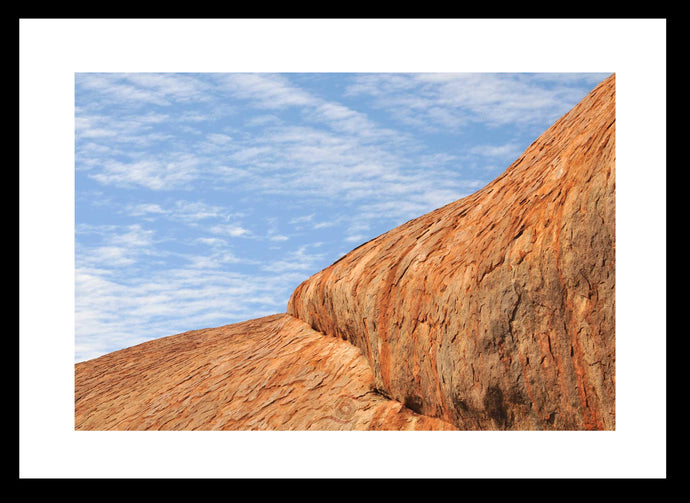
[87,246,137,267]
[308,102,383,137]
[312,220,337,229]
[289,213,315,224]
[75,112,172,149]
[469,142,525,160]
[186,251,243,269]
[77,74,171,106]
[344,72,608,132]
[227,146,273,163]
[77,223,157,261]
[109,224,155,248]
[218,73,318,109]
[344,234,366,243]
[260,244,324,273]
[89,154,200,190]
[171,201,224,221]
[127,203,166,216]
[196,237,227,247]
[245,114,282,128]
[206,133,233,145]
[76,73,212,108]
[208,224,251,237]
[124,201,244,229]
[122,73,211,103]
[74,263,307,362]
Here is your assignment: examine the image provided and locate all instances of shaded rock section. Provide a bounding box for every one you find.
[288,74,616,430]
[75,314,456,430]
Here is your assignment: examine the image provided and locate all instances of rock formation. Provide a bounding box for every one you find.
[75,314,456,430]
[75,74,615,431]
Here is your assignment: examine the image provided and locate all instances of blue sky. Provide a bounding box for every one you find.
[74,72,610,362]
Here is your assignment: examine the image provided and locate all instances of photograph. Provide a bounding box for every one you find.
[18,18,667,480]
[73,71,616,432]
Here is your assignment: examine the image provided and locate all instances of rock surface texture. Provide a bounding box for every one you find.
[75,74,615,431]
[75,314,456,430]
[288,73,616,430]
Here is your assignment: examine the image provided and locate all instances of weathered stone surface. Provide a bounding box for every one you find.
[75,313,456,430]
[288,74,616,430]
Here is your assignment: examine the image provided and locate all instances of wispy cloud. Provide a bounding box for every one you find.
[88,154,201,190]
[76,73,213,108]
[76,224,158,267]
[195,237,227,247]
[74,222,312,361]
[208,224,251,238]
[345,72,608,132]
[217,73,318,109]
[259,244,325,274]
[289,213,315,225]
[469,142,525,161]
[74,265,302,362]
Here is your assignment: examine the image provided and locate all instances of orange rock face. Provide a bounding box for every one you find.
[288,74,616,430]
[76,74,615,431]
[75,314,456,430]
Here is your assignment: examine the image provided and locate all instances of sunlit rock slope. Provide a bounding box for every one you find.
[75,314,456,430]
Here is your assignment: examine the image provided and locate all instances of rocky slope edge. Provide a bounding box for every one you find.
[75,314,456,430]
